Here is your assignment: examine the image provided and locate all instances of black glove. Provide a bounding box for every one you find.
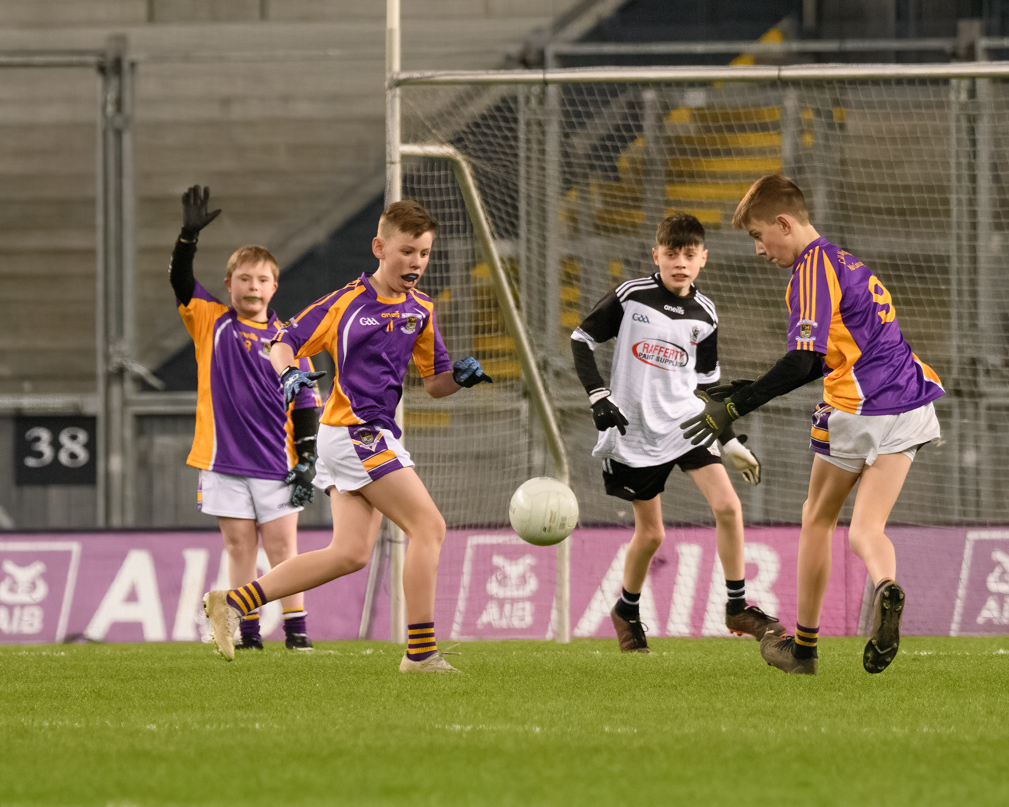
[589,389,628,435]
[680,389,740,447]
[453,356,493,388]
[284,442,317,508]
[705,379,754,402]
[180,185,222,241]
[280,367,326,408]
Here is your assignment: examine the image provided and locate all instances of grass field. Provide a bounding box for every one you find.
[2,636,1007,807]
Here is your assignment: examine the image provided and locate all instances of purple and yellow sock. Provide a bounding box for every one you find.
[283,608,308,638]
[794,623,819,659]
[227,580,266,616]
[239,611,261,642]
[406,622,438,661]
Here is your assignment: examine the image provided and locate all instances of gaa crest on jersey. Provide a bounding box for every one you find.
[400,313,424,334]
[631,339,688,370]
[799,320,814,339]
[690,325,700,345]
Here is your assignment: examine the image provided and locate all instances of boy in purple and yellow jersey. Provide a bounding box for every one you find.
[682,175,943,675]
[172,186,323,652]
[203,200,492,672]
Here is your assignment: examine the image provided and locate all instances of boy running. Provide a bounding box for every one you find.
[171,185,322,652]
[682,175,943,675]
[203,200,492,672]
[572,213,784,653]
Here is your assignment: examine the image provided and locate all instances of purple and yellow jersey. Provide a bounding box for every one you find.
[787,237,943,415]
[274,273,451,437]
[179,280,321,479]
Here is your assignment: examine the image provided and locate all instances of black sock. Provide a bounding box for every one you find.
[726,579,746,615]
[614,588,640,620]
[794,623,819,659]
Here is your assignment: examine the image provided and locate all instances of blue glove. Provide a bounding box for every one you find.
[280,367,326,408]
[284,448,317,507]
[453,356,493,388]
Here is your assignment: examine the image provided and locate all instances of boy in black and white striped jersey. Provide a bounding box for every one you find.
[571,213,783,653]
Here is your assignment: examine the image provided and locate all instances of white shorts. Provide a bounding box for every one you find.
[810,401,941,473]
[198,470,302,524]
[314,423,414,494]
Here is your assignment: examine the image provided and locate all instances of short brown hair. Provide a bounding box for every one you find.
[378,200,438,239]
[732,175,810,229]
[226,245,279,280]
[655,212,705,250]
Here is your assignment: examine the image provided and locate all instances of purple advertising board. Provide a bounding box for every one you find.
[2,526,1007,644]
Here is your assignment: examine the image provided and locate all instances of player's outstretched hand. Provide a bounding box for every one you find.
[721,435,761,485]
[285,453,317,507]
[589,389,628,435]
[181,185,222,240]
[280,367,326,408]
[453,356,493,388]
[705,379,754,402]
[681,389,740,447]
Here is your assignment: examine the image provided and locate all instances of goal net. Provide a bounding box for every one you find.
[392,68,1009,639]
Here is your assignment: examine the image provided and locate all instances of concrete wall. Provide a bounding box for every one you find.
[0,0,585,394]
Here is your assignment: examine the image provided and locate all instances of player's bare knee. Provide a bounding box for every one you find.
[711,495,742,524]
[632,527,664,553]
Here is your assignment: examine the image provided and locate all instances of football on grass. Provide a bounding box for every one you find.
[508,477,579,546]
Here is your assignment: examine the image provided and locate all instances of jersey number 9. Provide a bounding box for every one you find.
[868,275,896,325]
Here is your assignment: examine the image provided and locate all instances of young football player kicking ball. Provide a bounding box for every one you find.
[203,200,492,672]
[572,212,784,653]
[171,185,322,652]
[683,175,943,675]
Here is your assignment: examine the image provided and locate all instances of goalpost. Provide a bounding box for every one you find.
[386,2,1009,641]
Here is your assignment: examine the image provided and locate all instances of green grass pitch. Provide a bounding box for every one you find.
[2,636,1007,806]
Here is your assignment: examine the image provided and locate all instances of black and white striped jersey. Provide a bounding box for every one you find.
[572,273,721,467]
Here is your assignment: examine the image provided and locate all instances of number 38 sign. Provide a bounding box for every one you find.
[15,416,97,486]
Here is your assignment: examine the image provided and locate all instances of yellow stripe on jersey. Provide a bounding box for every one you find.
[362,449,397,470]
[821,250,864,413]
[912,353,944,388]
[180,296,229,470]
[807,244,815,322]
[410,294,441,377]
[811,427,829,442]
[798,249,808,323]
[289,285,369,429]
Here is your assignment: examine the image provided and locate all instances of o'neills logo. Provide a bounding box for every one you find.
[632,339,688,369]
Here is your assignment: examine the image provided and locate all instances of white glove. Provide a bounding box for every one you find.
[721,436,761,485]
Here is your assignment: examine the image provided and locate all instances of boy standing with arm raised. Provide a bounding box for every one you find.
[572,213,783,653]
[682,175,943,675]
[171,185,322,652]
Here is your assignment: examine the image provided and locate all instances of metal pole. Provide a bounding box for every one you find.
[949,78,966,521]
[385,0,407,645]
[120,56,137,526]
[97,35,128,527]
[396,61,1009,87]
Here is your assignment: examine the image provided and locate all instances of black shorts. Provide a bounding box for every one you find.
[601,445,722,502]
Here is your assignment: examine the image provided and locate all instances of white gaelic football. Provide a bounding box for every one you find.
[508,477,579,546]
